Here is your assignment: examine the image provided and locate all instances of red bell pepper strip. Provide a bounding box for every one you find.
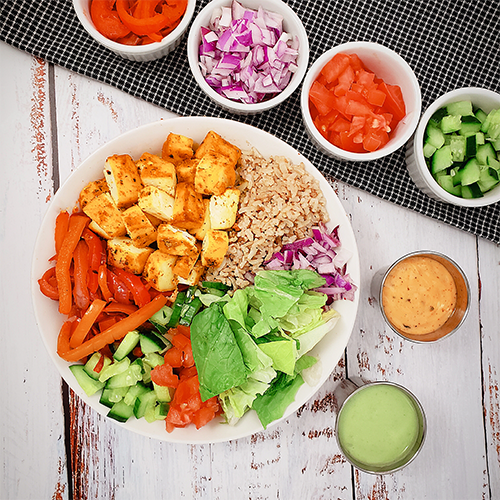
[112,267,151,308]
[38,267,59,300]
[54,211,70,256]
[82,228,105,272]
[90,0,131,40]
[107,269,132,304]
[98,264,113,302]
[73,239,91,311]
[56,214,90,315]
[70,298,107,349]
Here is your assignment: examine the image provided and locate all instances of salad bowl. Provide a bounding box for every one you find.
[31,117,360,443]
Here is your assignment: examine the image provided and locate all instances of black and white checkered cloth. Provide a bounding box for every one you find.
[2,0,500,243]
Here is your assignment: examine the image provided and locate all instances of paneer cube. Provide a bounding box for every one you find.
[88,221,111,240]
[190,198,211,241]
[157,224,197,256]
[176,158,200,184]
[173,245,200,279]
[194,130,241,165]
[79,178,109,209]
[209,188,240,230]
[142,250,178,292]
[121,205,157,248]
[162,133,194,164]
[104,154,143,209]
[136,152,177,197]
[82,192,127,238]
[137,185,175,222]
[177,260,206,286]
[194,152,236,196]
[201,230,229,268]
[170,182,205,230]
[107,237,154,275]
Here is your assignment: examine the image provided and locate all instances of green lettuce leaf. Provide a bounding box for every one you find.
[191,303,248,401]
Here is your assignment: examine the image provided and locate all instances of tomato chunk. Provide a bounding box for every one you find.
[308,52,406,153]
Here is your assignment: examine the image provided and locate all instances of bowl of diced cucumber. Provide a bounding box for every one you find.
[406,87,500,207]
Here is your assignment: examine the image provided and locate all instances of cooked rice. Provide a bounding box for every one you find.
[204,149,330,289]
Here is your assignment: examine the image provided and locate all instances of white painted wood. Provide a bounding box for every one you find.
[2,38,499,500]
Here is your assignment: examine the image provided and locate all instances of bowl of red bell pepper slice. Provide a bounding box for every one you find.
[300,41,421,162]
[73,0,197,62]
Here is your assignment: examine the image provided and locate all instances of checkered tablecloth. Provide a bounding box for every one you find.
[2,0,500,243]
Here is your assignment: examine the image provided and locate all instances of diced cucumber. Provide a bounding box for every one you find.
[425,122,445,149]
[465,134,477,157]
[475,108,488,123]
[98,357,131,383]
[440,115,461,134]
[485,109,500,140]
[475,132,485,146]
[476,142,497,165]
[460,158,481,185]
[139,330,170,354]
[154,402,170,420]
[423,142,437,158]
[478,167,500,193]
[70,364,106,396]
[461,183,484,199]
[84,352,112,380]
[133,389,157,419]
[449,135,466,162]
[431,145,453,174]
[153,383,173,403]
[459,115,482,136]
[113,330,140,361]
[447,100,473,116]
[105,362,143,389]
[437,175,462,196]
[123,381,151,406]
[149,305,173,334]
[487,156,500,170]
[107,400,135,423]
[100,386,129,408]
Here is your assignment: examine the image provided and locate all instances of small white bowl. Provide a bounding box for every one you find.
[187,0,309,114]
[406,87,500,207]
[72,0,196,62]
[300,41,421,162]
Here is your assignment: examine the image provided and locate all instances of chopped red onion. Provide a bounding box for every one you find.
[198,0,299,104]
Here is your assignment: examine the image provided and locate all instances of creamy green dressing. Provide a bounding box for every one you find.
[337,384,422,471]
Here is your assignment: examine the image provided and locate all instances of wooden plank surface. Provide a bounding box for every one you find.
[1,40,499,499]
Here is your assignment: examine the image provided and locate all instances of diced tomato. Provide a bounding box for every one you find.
[151,363,179,388]
[320,53,351,84]
[163,346,183,368]
[308,51,406,153]
[309,80,337,115]
[192,405,216,430]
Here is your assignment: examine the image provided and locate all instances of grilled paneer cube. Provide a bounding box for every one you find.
[177,260,205,286]
[88,220,111,240]
[137,185,175,222]
[107,237,154,275]
[79,178,109,209]
[201,230,229,268]
[170,182,205,230]
[195,151,236,196]
[176,158,199,184]
[136,152,177,197]
[104,154,143,209]
[142,250,178,292]
[173,245,200,279]
[194,130,241,165]
[121,205,157,248]
[157,224,197,256]
[190,198,211,241]
[162,133,194,164]
[82,192,127,238]
[209,188,240,230]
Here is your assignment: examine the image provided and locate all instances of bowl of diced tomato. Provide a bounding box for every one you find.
[301,41,421,162]
[72,0,196,62]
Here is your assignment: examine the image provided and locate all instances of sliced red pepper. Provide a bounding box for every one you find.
[38,267,59,301]
[90,0,131,40]
[107,269,132,304]
[98,264,114,302]
[116,0,179,36]
[82,228,106,273]
[54,211,70,256]
[73,239,90,311]
[112,267,151,308]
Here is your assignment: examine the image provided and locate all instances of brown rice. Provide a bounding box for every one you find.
[204,149,330,289]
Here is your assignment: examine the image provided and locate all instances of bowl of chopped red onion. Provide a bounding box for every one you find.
[187,0,309,114]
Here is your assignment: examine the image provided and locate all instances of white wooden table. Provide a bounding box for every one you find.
[1,40,499,500]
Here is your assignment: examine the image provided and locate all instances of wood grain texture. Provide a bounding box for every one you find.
[2,38,500,500]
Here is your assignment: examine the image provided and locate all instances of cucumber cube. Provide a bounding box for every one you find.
[425,122,445,149]
[447,100,473,116]
[437,175,462,196]
[441,115,461,134]
[460,159,481,186]
[449,135,466,162]
[431,145,453,174]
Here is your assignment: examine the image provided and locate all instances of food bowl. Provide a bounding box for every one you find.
[72,0,196,62]
[300,41,421,162]
[187,0,310,114]
[406,87,500,207]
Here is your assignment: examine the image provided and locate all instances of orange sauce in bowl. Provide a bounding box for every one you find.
[382,256,457,336]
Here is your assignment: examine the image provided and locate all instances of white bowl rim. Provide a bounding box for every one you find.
[72,0,197,55]
[411,86,500,207]
[300,41,422,161]
[187,0,310,112]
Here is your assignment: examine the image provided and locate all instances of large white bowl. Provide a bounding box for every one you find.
[187,0,310,114]
[72,0,196,62]
[406,87,500,207]
[301,41,421,162]
[31,117,360,444]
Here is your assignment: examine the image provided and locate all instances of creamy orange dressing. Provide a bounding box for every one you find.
[382,256,457,335]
